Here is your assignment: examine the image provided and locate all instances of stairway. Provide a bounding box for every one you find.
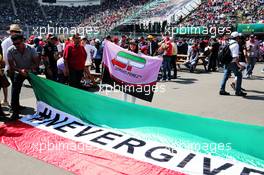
[40,4,47,19]
[11,0,17,16]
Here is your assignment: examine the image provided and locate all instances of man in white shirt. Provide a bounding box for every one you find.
[245,35,260,78]
[57,40,64,58]
[1,24,22,106]
[81,36,97,68]
[220,32,247,96]
[81,36,97,85]
[171,37,178,78]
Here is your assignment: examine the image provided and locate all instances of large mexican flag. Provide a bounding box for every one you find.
[0,74,264,175]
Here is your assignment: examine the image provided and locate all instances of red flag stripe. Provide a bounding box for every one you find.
[0,121,187,175]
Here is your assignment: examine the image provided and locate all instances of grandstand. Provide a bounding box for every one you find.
[119,0,201,25]
[177,0,263,27]
[112,0,201,35]
[0,0,263,38]
[0,0,149,37]
[38,0,102,6]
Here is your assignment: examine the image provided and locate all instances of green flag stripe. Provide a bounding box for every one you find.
[117,51,146,64]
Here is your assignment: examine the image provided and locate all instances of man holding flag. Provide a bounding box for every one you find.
[7,33,39,120]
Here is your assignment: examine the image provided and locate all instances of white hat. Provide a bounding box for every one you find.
[95,39,100,43]
[7,24,22,33]
[230,32,239,38]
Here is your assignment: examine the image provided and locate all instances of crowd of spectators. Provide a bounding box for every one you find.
[1,0,263,37]
[121,0,191,26]
[0,0,149,36]
[180,0,264,27]
[80,0,149,34]
[0,0,14,31]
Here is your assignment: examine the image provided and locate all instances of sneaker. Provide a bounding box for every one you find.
[219,91,230,95]
[10,113,21,121]
[235,91,247,96]
[1,100,9,106]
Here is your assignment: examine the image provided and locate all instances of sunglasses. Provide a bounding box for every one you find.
[11,30,21,34]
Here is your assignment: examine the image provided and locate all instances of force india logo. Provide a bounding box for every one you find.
[112,51,146,72]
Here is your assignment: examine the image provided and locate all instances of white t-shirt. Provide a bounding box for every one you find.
[57,57,64,72]
[84,44,97,66]
[1,36,13,71]
[229,39,239,62]
[62,43,66,50]
[246,40,259,58]
[57,42,63,53]
[171,42,178,56]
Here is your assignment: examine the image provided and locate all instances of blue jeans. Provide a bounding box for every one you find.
[220,62,242,93]
[246,57,256,76]
[162,56,171,80]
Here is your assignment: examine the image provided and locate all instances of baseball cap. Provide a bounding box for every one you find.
[230,32,239,38]
[147,35,154,39]
[129,39,137,45]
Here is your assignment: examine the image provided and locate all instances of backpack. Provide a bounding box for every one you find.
[218,42,236,65]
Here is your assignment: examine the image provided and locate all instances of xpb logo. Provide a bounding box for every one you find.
[112,51,146,71]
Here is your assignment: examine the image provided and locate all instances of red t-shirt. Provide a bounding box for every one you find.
[165,41,173,56]
[64,43,87,70]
